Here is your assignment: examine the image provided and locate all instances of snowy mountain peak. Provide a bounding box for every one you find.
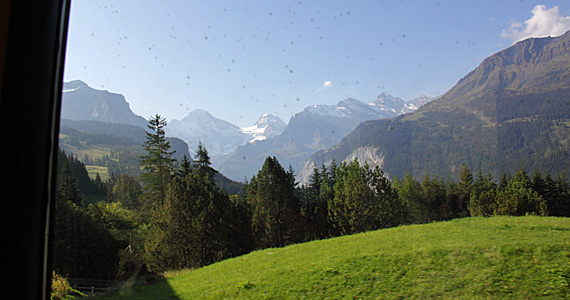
[166,110,286,156]
[62,80,88,92]
[370,92,416,115]
[166,109,246,155]
[241,113,286,143]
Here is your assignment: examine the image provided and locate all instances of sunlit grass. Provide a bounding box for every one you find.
[94,216,570,299]
[85,165,108,180]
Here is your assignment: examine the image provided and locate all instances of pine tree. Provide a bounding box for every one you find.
[145,162,234,271]
[246,156,302,248]
[194,141,214,180]
[494,167,546,216]
[139,114,175,206]
[57,162,84,207]
[177,154,193,178]
[457,163,473,217]
[393,171,426,223]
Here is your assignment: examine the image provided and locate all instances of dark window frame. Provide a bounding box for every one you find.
[1,0,70,299]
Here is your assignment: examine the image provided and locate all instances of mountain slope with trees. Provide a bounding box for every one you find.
[302,31,570,181]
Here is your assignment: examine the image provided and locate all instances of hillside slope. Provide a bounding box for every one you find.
[302,31,570,181]
[97,216,570,299]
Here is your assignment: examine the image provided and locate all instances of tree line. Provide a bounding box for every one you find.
[52,114,570,281]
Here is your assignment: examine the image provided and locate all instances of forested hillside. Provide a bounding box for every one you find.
[52,115,570,290]
[302,31,570,181]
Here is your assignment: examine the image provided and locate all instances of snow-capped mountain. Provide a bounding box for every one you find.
[166,109,249,156]
[216,93,435,182]
[370,92,416,115]
[166,110,286,156]
[240,114,286,143]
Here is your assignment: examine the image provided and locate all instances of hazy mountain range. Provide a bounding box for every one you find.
[166,110,286,157]
[215,94,435,181]
[300,30,570,184]
[58,31,570,185]
[61,80,434,182]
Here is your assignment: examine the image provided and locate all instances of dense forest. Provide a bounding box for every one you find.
[52,114,570,282]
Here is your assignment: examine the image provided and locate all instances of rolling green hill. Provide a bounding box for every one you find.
[95,216,570,299]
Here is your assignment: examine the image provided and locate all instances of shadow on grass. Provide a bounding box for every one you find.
[90,275,183,300]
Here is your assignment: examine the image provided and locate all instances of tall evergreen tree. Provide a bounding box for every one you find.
[393,172,426,223]
[139,114,175,206]
[176,154,193,179]
[57,162,85,207]
[494,167,547,216]
[144,162,234,271]
[457,163,473,217]
[246,156,302,249]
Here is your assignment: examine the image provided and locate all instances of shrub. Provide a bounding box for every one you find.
[51,271,71,299]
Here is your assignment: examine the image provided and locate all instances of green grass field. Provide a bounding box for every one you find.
[95,216,570,299]
[85,165,109,181]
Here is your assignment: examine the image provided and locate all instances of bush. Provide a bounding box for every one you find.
[51,272,71,299]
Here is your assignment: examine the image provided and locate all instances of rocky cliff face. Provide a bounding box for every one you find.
[61,80,148,128]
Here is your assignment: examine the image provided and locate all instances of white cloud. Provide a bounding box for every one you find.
[316,80,333,92]
[501,5,570,44]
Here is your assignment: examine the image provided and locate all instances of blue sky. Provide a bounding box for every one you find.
[63,1,570,127]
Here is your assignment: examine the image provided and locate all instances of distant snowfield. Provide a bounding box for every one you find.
[63,87,80,93]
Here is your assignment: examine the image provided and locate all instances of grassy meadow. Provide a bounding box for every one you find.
[92,216,570,299]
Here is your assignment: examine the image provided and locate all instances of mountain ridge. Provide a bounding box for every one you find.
[216,93,435,181]
[61,80,148,128]
[301,31,570,183]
